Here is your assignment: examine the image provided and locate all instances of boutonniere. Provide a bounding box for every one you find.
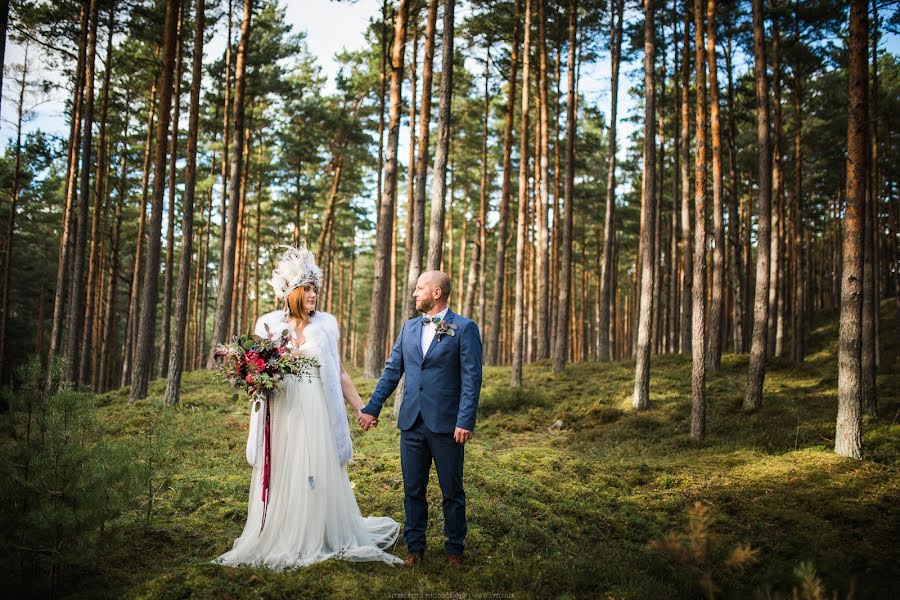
[433,317,458,340]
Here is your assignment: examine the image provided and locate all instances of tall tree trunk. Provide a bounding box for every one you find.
[404,0,437,318]
[218,0,233,264]
[78,5,115,386]
[66,0,101,384]
[426,0,456,270]
[404,21,419,306]
[376,0,390,216]
[598,0,623,362]
[690,0,708,439]
[165,0,205,405]
[465,43,491,319]
[534,0,551,359]
[46,3,89,386]
[632,0,655,406]
[487,0,522,365]
[706,0,723,372]
[679,4,692,354]
[131,0,182,400]
[207,0,252,371]
[511,0,533,387]
[769,12,784,359]
[724,29,743,353]
[0,42,29,381]
[364,0,409,378]
[121,83,157,388]
[791,70,805,363]
[744,0,773,411]
[835,0,867,458]
[159,0,186,378]
[552,0,578,373]
[860,0,879,415]
[99,109,130,392]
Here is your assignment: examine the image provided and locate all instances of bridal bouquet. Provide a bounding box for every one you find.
[213,327,320,402]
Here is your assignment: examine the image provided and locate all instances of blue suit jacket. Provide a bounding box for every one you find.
[362,309,483,433]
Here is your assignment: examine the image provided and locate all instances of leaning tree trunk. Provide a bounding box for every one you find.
[632,0,656,407]
[404,0,437,319]
[511,0,533,387]
[206,0,253,371]
[690,0,708,439]
[66,0,101,385]
[364,0,409,378]
[486,0,522,365]
[835,0,868,459]
[552,0,578,374]
[426,0,455,270]
[598,0,623,362]
[744,0,773,411]
[166,0,205,406]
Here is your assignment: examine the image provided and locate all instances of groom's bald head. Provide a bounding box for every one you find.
[414,270,451,313]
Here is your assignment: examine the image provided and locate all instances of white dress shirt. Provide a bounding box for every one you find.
[421,307,449,357]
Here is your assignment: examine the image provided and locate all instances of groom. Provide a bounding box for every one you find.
[358,270,483,567]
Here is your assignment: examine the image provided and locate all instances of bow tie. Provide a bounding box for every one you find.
[422,315,442,324]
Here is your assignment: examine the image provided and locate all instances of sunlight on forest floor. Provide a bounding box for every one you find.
[63,304,900,597]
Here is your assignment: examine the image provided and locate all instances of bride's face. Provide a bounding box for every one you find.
[302,285,317,311]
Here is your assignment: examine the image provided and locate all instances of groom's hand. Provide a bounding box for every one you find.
[453,427,473,444]
[357,412,378,431]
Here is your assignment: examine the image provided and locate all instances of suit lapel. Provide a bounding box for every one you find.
[410,316,424,362]
[423,309,455,363]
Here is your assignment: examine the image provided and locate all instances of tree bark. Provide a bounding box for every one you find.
[690,0,708,439]
[744,0,773,411]
[426,0,456,270]
[632,0,655,407]
[165,0,205,405]
[679,4,692,354]
[120,83,157,388]
[598,0,623,362]
[706,0,723,372]
[404,0,437,319]
[364,0,409,378]
[206,0,252,372]
[159,0,186,378]
[0,42,29,381]
[486,0,522,365]
[131,0,182,400]
[835,0,867,458]
[66,0,101,384]
[99,108,130,392]
[769,12,784,359]
[552,0,578,373]
[511,0,533,387]
[724,29,744,353]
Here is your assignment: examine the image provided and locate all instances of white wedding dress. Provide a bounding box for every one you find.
[215,335,403,569]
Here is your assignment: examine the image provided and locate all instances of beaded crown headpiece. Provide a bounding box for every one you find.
[269,245,322,301]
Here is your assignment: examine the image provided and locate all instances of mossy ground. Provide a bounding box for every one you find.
[59,305,900,598]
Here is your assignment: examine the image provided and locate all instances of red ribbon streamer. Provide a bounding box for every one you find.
[260,398,272,535]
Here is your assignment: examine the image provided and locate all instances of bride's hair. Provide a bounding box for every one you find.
[285,285,316,323]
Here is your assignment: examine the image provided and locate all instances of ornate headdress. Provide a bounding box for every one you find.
[269,245,322,301]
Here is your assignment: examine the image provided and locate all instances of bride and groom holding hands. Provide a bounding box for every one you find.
[214,246,483,570]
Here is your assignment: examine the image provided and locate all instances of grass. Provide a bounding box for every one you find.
[13,303,900,598]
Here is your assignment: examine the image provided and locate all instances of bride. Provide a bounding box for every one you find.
[215,246,403,569]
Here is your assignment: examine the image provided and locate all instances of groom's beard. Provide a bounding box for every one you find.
[416,297,434,313]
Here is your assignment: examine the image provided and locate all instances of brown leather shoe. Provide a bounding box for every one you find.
[403,551,423,567]
[447,553,464,567]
